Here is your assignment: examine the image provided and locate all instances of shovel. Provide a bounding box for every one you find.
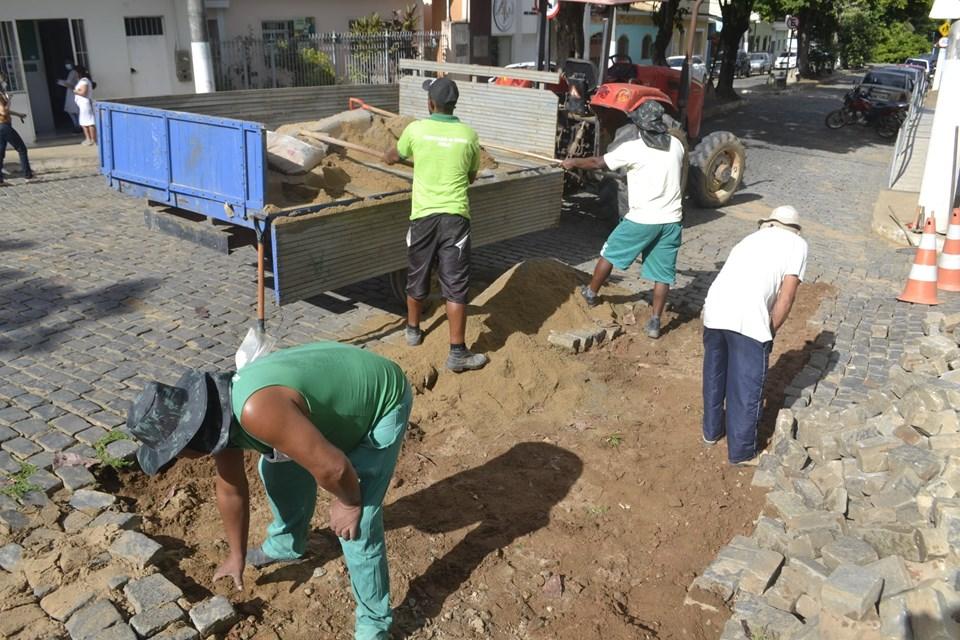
[236,220,276,370]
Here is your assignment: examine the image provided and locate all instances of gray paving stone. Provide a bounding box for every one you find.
[62,510,93,533]
[849,524,927,562]
[129,601,185,637]
[51,413,93,435]
[54,465,96,491]
[89,511,140,530]
[66,598,124,640]
[24,451,55,471]
[731,593,803,638]
[820,564,884,620]
[0,510,32,532]
[0,542,24,572]
[1,436,42,459]
[110,530,162,568]
[0,425,16,443]
[69,489,116,513]
[13,418,50,437]
[0,450,20,474]
[105,438,138,461]
[124,573,184,614]
[95,624,137,640]
[35,430,76,452]
[188,595,238,638]
[74,426,108,446]
[887,445,943,482]
[820,536,880,570]
[151,624,200,640]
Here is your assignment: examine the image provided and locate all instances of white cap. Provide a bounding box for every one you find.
[760,205,801,229]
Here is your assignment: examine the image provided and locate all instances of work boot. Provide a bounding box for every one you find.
[405,325,423,347]
[645,316,661,339]
[446,348,488,373]
[702,434,721,447]
[579,285,599,307]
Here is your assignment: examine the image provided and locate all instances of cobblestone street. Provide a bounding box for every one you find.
[2,78,960,638]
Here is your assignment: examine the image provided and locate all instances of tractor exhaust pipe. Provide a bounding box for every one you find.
[678,0,704,131]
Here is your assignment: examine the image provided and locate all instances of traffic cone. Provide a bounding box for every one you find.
[898,216,940,305]
[938,208,960,292]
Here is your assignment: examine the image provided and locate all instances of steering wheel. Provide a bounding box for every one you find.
[606,54,635,83]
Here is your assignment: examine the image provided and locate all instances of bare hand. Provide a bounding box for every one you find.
[213,552,245,590]
[560,159,577,171]
[329,500,362,541]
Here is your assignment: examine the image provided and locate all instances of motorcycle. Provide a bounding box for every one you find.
[824,87,908,139]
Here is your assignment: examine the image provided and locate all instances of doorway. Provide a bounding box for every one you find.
[16,18,86,138]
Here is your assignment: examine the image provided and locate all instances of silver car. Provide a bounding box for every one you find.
[749,53,772,74]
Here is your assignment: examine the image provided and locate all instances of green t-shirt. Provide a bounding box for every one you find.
[396,113,481,220]
[229,342,408,454]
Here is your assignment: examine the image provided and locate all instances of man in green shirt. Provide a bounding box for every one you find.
[384,77,488,372]
[128,342,412,640]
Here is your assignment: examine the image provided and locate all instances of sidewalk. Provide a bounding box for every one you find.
[2,137,99,177]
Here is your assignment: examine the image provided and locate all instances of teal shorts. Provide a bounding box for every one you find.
[601,220,682,285]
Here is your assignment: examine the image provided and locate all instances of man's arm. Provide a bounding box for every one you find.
[383,147,402,165]
[561,156,608,171]
[771,275,801,336]
[211,448,249,590]
[241,386,363,539]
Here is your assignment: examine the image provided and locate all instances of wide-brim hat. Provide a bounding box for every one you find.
[759,205,801,229]
[127,370,233,475]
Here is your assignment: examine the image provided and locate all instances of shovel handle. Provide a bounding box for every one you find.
[302,131,385,159]
[348,97,399,118]
[257,233,266,328]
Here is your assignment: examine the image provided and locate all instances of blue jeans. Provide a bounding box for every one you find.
[257,384,413,640]
[0,123,32,181]
[702,328,772,463]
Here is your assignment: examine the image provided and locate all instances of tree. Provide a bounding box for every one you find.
[873,20,933,61]
[838,8,878,68]
[651,1,687,66]
[715,0,755,100]
[555,2,587,62]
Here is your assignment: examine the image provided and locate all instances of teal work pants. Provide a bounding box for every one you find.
[257,384,412,640]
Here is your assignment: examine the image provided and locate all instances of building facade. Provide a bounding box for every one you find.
[0,0,423,143]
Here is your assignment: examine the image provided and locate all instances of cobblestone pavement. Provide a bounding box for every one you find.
[0,78,957,500]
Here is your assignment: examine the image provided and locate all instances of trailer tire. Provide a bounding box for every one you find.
[688,131,745,208]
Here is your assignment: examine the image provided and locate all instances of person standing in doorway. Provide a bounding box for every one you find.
[384,77,488,373]
[700,206,808,466]
[0,72,34,186]
[57,61,81,132]
[73,65,97,146]
[560,100,685,339]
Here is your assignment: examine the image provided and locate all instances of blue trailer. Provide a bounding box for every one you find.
[98,65,564,307]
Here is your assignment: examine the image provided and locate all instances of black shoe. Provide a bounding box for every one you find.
[24,172,34,180]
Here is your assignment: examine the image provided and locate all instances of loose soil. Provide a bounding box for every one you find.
[109,260,833,640]
[265,115,500,212]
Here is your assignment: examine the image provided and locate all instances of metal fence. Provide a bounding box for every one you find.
[888,70,929,189]
[210,31,446,91]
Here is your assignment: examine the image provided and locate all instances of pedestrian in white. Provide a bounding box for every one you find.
[701,206,808,465]
[56,61,81,132]
[73,65,97,146]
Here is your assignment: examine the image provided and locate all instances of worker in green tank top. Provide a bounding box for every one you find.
[127,341,413,640]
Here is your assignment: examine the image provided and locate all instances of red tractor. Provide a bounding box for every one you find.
[553,0,745,209]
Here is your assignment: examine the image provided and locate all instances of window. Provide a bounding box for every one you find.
[125,17,164,37]
[262,18,315,42]
[71,19,90,69]
[616,35,629,57]
[0,21,23,92]
[641,34,652,59]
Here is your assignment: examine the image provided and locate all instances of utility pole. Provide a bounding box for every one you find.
[537,0,548,70]
[187,0,215,93]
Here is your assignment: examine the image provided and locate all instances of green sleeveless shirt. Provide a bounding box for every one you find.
[229,342,408,454]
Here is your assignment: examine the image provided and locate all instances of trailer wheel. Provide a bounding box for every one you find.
[688,131,746,208]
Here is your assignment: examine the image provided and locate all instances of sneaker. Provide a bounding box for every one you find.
[405,326,423,347]
[579,285,599,307]
[24,171,34,180]
[446,349,488,372]
[702,435,721,447]
[731,456,760,468]
[80,140,92,146]
[246,547,297,568]
[644,316,661,339]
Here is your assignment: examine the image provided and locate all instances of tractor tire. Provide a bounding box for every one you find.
[688,131,746,208]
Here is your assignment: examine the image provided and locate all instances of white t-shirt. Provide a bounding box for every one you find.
[703,226,808,343]
[603,135,685,224]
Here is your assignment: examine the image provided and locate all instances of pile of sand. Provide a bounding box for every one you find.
[265,113,500,211]
[377,259,628,426]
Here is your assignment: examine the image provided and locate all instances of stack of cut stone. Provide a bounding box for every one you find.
[686,313,960,639]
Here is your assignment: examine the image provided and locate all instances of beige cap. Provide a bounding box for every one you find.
[760,205,801,229]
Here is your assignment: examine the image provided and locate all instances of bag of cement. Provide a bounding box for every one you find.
[278,109,374,139]
[266,131,326,175]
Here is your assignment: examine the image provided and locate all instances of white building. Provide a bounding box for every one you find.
[0,0,424,143]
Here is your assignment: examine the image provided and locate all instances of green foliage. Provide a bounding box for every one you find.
[95,431,134,470]
[0,463,40,501]
[603,433,624,448]
[872,20,932,62]
[838,9,878,68]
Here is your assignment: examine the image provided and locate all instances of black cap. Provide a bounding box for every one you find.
[422,77,459,108]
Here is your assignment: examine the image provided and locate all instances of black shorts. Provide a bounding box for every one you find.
[406,214,471,304]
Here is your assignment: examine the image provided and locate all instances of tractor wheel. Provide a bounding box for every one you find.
[688,131,746,208]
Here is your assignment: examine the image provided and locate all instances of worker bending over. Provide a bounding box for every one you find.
[128,341,412,640]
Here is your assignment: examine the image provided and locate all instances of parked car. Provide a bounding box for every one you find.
[773,51,798,70]
[859,68,915,102]
[904,55,935,79]
[666,55,707,81]
[749,52,773,74]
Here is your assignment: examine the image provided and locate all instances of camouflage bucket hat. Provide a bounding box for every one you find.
[628,100,668,134]
[127,370,233,475]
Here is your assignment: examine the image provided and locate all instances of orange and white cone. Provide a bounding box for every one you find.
[938,208,960,292]
[898,216,940,305]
